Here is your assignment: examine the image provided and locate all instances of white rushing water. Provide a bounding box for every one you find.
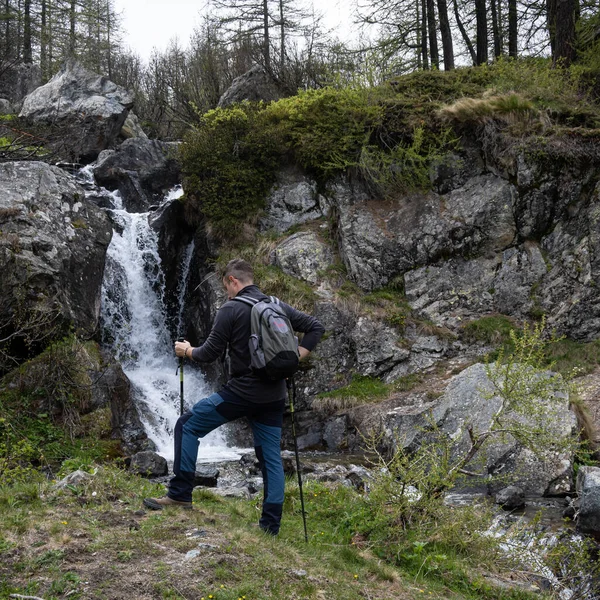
[85,170,245,463]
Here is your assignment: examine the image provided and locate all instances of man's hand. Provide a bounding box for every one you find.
[175,340,193,358]
[298,346,310,361]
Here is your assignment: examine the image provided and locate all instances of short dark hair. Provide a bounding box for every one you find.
[222,259,254,283]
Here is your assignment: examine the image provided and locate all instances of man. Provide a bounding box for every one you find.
[144,258,324,535]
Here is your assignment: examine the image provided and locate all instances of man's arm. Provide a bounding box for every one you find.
[280,301,325,359]
[175,305,234,363]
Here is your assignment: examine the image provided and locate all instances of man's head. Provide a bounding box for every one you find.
[222,259,254,299]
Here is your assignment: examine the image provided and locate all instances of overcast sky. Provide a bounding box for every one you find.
[114,0,360,61]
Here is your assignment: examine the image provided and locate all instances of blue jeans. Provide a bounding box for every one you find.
[168,391,285,534]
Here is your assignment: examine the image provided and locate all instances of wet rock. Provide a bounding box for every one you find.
[94,138,180,212]
[576,466,600,536]
[54,470,92,489]
[0,161,112,344]
[346,465,372,491]
[194,466,220,488]
[19,60,134,161]
[129,451,168,477]
[260,168,328,234]
[323,415,348,451]
[218,65,283,108]
[273,231,333,286]
[495,486,525,510]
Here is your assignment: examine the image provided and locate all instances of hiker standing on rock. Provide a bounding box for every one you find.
[144,258,324,535]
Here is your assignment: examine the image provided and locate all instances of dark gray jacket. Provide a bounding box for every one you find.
[191,284,325,403]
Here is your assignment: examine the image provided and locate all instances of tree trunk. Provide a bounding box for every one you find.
[437,0,454,69]
[4,0,11,59]
[263,0,270,72]
[69,0,76,56]
[426,0,439,68]
[547,0,557,58]
[453,0,476,64]
[475,0,488,64]
[41,0,47,77]
[279,0,284,70]
[554,0,576,66]
[508,0,517,57]
[421,0,429,69]
[416,0,422,69]
[491,0,501,58]
[107,0,112,78]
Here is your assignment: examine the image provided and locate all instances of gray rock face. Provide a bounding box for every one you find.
[0,161,112,342]
[273,231,333,286]
[260,168,328,233]
[0,62,41,104]
[332,174,516,291]
[576,466,600,536]
[352,317,410,378]
[194,466,220,487]
[218,65,283,108]
[120,111,147,139]
[129,451,168,477]
[19,60,134,161]
[0,98,13,114]
[380,363,577,496]
[54,470,92,489]
[94,138,180,212]
[495,486,525,510]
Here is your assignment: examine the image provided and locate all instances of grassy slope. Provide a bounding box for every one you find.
[0,468,543,600]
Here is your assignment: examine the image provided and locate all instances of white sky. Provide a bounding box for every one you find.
[114,0,360,61]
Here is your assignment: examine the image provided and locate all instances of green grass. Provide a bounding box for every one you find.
[461,315,518,345]
[0,464,559,600]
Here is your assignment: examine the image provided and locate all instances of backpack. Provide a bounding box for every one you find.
[232,295,299,381]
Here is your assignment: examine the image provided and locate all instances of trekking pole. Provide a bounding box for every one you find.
[287,376,308,542]
[177,337,185,416]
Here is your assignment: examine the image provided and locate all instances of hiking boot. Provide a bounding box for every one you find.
[143,496,192,510]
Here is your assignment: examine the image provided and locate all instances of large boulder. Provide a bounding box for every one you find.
[0,161,112,354]
[218,65,283,108]
[259,168,328,233]
[19,60,134,161]
[576,466,600,537]
[272,231,333,286]
[94,138,181,212]
[379,363,577,496]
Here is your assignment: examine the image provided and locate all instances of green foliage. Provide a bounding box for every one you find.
[359,126,458,194]
[180,102,282,238]
[316,374,390,409]
[484,320,577,456]
[262,86,383,178]
[0,337,119,484]
[462,315,518,345]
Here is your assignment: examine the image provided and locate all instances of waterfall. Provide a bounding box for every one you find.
[81,168,245,463]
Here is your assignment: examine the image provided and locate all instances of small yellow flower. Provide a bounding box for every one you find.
[354,574,358,579]
[220,585,225,589]
[61,521,67,525]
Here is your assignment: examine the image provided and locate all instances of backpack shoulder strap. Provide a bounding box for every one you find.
[270,296,279,304]
[231,296,258,307]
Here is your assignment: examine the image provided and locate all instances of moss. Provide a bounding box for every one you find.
[317,374,390,406]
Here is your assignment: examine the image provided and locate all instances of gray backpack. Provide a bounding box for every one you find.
[233,295,299,381]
